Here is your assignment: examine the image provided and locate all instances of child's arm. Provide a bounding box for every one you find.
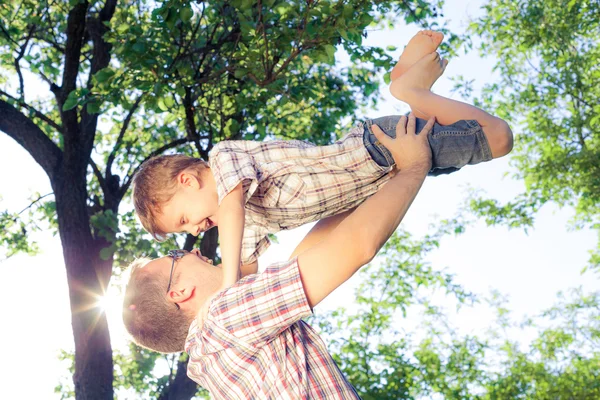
[240,260,259,277]
[297,115,434,308]
[217,182,245,288]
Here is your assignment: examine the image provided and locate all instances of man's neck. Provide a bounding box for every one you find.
[190,265,223,314]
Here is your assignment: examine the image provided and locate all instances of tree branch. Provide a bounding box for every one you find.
[0,90,64,133]
[106,94,144,177]
[0,99,63,181]
[0,22,20,47]
[258,0,270,78]
[183,87,203,156]
[80,0,118,165]
[32,34,66,54]
[157,357,198,400]
[89,159,108,196]
[119,138,192,200]
[14,24,36,100]
[17,192,54,215]
[57,1,89,138]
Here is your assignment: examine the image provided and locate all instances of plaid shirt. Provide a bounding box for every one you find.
[185,258,361,399]
[209,126,392,265]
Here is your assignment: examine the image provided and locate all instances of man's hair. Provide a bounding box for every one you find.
[132,154,208,240]
[122,257,194,353]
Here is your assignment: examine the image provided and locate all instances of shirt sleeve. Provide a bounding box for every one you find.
[240,227,272,266]
[208,141,262,205]
[208,258,312,347]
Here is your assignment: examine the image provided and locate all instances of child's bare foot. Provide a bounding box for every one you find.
[390,52,449,106]
[390,30,444,81]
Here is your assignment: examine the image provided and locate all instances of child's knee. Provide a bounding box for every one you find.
[488,118,513,158]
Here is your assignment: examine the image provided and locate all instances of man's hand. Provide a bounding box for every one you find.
[371,113,434,173]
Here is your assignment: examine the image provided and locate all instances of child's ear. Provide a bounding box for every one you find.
[179,171,200,189]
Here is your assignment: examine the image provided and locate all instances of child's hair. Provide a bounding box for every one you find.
[122,257,194,353]
[132,154,208,240]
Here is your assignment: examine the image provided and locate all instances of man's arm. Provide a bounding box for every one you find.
[297,114,433,308]
[289,209,355,260]
[217,182,245,286]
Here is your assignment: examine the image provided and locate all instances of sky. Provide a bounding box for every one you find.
[1,0,598,398]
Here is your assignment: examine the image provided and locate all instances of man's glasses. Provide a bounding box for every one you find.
[167,249,187,310]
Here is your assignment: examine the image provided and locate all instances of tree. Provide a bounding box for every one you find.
[0,0,449,398]
[460,0,600,271]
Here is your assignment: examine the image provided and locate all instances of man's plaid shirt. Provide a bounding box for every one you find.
[208,126,393,265]
[185,258,361,399]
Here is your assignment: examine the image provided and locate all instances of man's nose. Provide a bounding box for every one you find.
[192,225,201,236]
[184,225,198,236]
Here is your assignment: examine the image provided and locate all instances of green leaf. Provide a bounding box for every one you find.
[132,42,146,53]
[62,91,79,111]
[99,244,116,261]
[383,71,391,85]
[163,96,174,108]
[338,29,349,41]
[157,98,168,111]
[116,23,129,34]
[324,44,336,59]
[94,68,115,83]
[86,100,101,114]
[234,69,247,79]
[180,6,193,22]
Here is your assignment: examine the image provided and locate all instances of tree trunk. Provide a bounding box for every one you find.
[54,172,114,400]
[158,357,199,400]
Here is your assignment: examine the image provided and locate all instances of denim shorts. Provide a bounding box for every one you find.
[362,115,492,176]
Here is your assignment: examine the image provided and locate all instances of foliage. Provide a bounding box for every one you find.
[311,217,480,399]
[459,0,600,271]
[316,218,600,399]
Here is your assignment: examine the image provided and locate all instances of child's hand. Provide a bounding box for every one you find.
[372,113,434,173]
[190,248,213,265]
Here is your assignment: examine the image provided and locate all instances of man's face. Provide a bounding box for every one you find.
[147,250,216,290]
[156,172,219,236]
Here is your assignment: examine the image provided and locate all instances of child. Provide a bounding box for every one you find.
[123,113,433,398]
[131,30,513,296]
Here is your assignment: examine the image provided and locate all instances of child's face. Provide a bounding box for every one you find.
[156,171,219,236]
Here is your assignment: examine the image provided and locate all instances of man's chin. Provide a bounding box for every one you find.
[206,217,217,230]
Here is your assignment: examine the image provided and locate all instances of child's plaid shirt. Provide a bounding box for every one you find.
[185,258,361,399]
[209,126,393,265]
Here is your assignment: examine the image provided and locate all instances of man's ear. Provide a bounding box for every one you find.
[167,284,196,306]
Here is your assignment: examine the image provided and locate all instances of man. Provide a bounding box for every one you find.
[123,114,433,399]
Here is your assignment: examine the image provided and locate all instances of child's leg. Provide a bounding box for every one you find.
[390,30,445,119]
[364,114,493,175]
[390,30,444,81]
[390,53,513,158]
